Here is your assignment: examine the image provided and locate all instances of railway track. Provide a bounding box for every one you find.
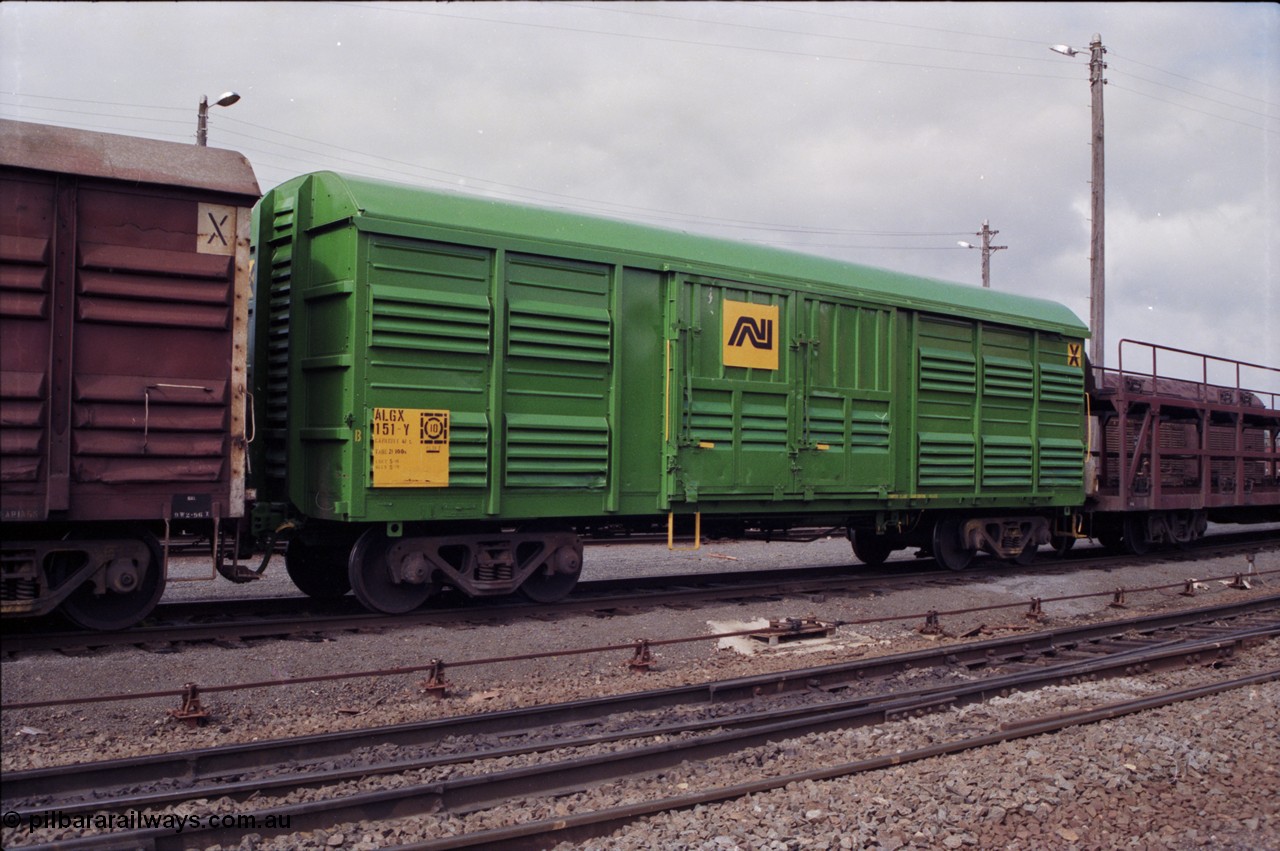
[4,595,1277,850]
[3,529,1276,656]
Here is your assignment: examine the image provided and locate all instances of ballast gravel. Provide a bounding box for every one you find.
[2,535,1278,850]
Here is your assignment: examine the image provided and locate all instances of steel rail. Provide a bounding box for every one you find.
[397,668,1280,851]
[8,618,1277,826]
[3,528,1274,655]
[4,570,1278,714]
[0,562,909,655]
[5,595,1276,803]
[8,629,1277,851]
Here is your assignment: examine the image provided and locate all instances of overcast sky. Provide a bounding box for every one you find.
[3,2,1276,385]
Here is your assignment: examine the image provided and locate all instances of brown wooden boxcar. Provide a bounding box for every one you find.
[0,119,259,628]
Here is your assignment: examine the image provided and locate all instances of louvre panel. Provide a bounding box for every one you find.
[982,436,1034,487]
[983,356,1034,398]
[501,255,613,493]
[807,397,845,447]
[1039,438,1085,487]
[850,407,891,450]
[505,413,609,488]
[74,430,224,457]
[447,410,489,489]
[78,296,229,329]
[919,347,977,394]
[508,300,610,363]
[264,202,295,483]
[1040,362,1085,404]
[370,285,490,354]
[0,369,44,482]
[689,391,734,444]
[65,376,228,482]
[76,457,223,484]
[79,269,230,305]
[79,243,232,279]
[76,244,232,329]
[741,394,788,451]
[1,235,51,320]
[918,432,976,487]
[0,285,48,319]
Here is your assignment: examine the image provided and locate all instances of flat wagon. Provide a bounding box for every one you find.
[0,120,259,628]
[1088,340,1279,550]
[252,172,1090,612]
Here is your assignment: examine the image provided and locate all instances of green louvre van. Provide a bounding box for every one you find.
[250,172,1088,612]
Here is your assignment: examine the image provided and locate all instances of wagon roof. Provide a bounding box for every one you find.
[0,119,260,199]
[285,171,1089,336]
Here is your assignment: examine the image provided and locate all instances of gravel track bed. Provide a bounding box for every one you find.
[3,539,1278,850]
[268,650,1280,851]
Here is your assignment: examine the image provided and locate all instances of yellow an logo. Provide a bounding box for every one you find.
[723,301,779,370]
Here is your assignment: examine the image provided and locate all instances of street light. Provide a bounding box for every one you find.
[196,91,240,146]
[1050,34,1106,367]
[957,220,1007,288]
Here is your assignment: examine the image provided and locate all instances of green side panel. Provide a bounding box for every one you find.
[669,277,793,501]
[294,226,359,516]
[501,253,613,494]
[613,267,665,513]
[1036,354,1087,490]
[793,297,894,494]
[915,318,979,492]
[918,432,977,488]
[364,235,494,508]
[913,315,1086,503]
[667,280,901,504]
[982,436,1034,488]
[256,186,297,496]
[979,328,1037,490]
[1040,437,1086,488]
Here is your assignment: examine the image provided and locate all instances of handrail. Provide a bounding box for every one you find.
[1095,339,1280,412]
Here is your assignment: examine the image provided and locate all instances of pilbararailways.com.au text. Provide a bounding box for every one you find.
[4,809,292,835]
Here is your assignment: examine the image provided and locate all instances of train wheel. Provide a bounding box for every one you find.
[61,532,166,631]
[931,517,974,571]
[520,540,583,604]
[850,531,894,566]
[1122,515,1153,555]
[1096,526,1124,551]
[1050,534,1076,558]
[348,528,432,614]
[285,538,352,599]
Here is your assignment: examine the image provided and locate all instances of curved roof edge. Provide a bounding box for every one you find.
[286,171,1089,336]
[0,119,260,199]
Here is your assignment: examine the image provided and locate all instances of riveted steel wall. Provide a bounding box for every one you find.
[0,120,259,527]
[255,172,1089,535]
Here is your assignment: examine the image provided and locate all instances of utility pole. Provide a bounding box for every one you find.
[1088,34,1106,369]
[957,220,1007,288]
[1051,35,1107,367]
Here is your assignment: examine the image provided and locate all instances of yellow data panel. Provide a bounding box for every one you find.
[722,301,779,370]
[371,407,450,487]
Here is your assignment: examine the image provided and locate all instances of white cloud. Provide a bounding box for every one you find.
[2,1,1275,371]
